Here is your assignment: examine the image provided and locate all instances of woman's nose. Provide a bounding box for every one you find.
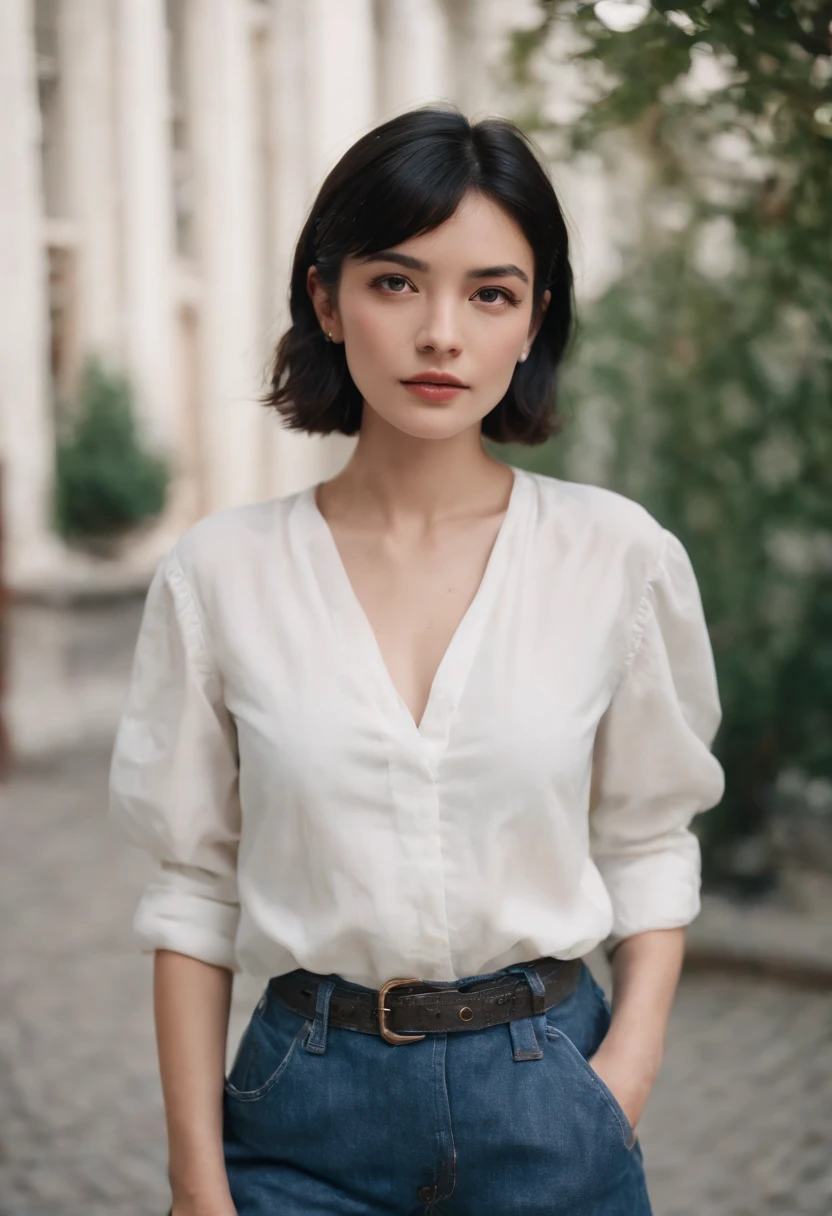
[415,300,464,355]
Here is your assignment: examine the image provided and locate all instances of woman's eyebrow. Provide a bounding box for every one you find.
[357,250,529,285]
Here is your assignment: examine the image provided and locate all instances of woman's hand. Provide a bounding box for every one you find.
[586,1037,660,1136]
[169,1160,238,1216]
[585,928,686,1136]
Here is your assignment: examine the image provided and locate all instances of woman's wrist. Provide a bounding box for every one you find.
[170,1198,237,1216]
[605,928,684,1061]
[169,1155,233,1206]
[603,1017,664,1076]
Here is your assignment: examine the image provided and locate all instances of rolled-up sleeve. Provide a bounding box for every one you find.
[108,546,242,970]
[589,526,725,954]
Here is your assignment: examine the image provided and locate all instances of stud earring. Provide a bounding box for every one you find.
[324,330,333,342]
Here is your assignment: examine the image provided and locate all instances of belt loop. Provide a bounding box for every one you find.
[304,978,336,1054]
[505,964,546,1061]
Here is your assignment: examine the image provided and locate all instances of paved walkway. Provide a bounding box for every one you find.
[2,742,831,1216]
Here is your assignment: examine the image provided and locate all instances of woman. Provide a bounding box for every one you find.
[109,105,725,1215]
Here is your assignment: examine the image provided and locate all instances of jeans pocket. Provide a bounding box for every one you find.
[224,994,312,1104]
[544,1025,637,1152]
[589,974,614,1017]
[544,962,608,1055]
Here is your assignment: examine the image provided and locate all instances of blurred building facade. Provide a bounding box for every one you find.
[1,0,609,593]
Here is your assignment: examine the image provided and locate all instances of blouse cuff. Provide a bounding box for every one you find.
[133,862,241,971]
[597,826,702,952]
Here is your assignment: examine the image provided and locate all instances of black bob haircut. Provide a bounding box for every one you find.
[265,104,576,446]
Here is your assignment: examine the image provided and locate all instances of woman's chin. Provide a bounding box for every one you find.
[375,406,484,442]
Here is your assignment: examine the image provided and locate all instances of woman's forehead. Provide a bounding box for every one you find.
[346,196,535,273]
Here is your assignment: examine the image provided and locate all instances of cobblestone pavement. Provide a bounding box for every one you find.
[2,743,831,1216]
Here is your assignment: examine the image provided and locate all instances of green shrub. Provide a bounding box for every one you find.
[54,359,171,541]
[505,0,832,889]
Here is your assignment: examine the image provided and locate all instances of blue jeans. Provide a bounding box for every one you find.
[222,958,653,1214]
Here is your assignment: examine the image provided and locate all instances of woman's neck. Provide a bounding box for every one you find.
[317,426,512,529]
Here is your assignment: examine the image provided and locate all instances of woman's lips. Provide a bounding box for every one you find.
[401,381,467,402]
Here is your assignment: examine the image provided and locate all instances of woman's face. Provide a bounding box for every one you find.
[307,190,551,442]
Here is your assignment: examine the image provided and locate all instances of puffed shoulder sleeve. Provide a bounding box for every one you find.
[589,526,725,955]
[108,545,241,970]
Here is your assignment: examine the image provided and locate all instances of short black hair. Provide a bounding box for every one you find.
[265,104,576,445]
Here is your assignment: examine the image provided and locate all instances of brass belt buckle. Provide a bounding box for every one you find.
[377,977,427,1045]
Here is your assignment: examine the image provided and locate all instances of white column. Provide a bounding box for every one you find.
[116,0,175,453]
[298,0,378,485]
[58,0,121,362]
[303,0,377,194]
[265,0,379,500]
[265,0,324,498]
[443,0,500,118]
[377,0,450,117]
[188,0,269,511]
[0,0,61,586]
[311,0,377,485]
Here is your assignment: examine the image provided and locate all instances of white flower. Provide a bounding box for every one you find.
[693,216,738,279]
[764,528,814,576]
[752,433,803,490]
[805,779,832,815]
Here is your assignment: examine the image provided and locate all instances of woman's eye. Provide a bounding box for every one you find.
[376,275,410,292]
[371,277,517,306]
[476,287,513,305]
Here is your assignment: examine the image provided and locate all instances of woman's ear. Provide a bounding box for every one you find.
[527,288,551,347]
[306,265,343,342]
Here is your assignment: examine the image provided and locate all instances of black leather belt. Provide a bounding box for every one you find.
[268,955,583,1044]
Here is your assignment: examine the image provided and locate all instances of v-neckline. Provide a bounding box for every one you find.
[297,464,527,750]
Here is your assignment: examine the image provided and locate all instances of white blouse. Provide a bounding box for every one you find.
[108,465,725,989]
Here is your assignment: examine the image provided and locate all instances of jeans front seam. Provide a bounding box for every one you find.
[431,1031,457,1203]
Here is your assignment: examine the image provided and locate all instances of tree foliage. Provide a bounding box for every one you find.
[54,359,170,544]
[502,1,832,885]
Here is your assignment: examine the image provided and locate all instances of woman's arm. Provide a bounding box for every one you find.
[583,528,726,1135]
[154,949,238,1216]
[108,550,244,1208]
[588,928,685,1133]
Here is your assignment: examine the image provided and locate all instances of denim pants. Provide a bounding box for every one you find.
[222,958,653,1215]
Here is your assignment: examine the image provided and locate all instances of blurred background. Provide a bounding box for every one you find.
[1,2,831,1213]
